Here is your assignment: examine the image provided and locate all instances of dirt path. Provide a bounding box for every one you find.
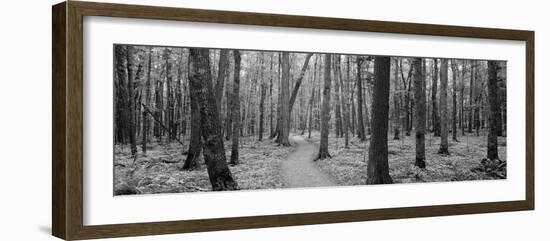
[281,135,336,188]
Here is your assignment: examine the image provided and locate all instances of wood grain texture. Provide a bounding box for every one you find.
[51,1,535,240]
[52,2,67,239]
[525,32,535,209]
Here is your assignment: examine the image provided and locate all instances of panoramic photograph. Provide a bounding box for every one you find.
[113,45,507,195]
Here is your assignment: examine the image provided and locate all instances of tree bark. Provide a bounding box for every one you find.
[188,48,238,191]
[142,47,153,154]
[271,53,314,142]
[182,85,202,170]
[412,58,426,168]
[174,50,184,142]
[230,50,242,164]
[468,61,475,133]
[125,46,137,156]
[438,59,450,155]
[356,57,366,141]
[451,60,459,142]
[393,59,401,140]
[333,55,343,138]
[288,53,314,115]
[363,66,371,136]
[349,58,356,135]
[337,55,350,148]
[432,58,440,136]
[279,52,292,146]
[308,56,318,139]
[224,54,233,141]
[154,52,164,140]
[460,60,465,135]
[495,62,504,137]
[487,61,500,160]
[472,61,481,136]
[164,48,175,141]
[307,87,315,139]
[344,57,352,136]
[259,54,267,141]
[115,45,128,145]
[215,50,230,121]
[272,54,283,141]
[367,56,393,184]
[399,59,413,136]
[269,54,274,136]
[316,54,332,160]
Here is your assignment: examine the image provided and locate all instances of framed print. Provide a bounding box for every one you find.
[52,1,534,240]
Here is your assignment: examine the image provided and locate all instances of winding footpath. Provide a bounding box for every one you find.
[281,135,336,188]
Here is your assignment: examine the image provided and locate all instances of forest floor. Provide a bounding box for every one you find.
[114,136,295,195]
[307,130,507,185]
[114,130,506,195]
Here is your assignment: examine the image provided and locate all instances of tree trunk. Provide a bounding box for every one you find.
[356,57,366,141]
[349,58,356,135]
[174,50,184,143]
[288,53,314,116]
[181,50,202,170]
[468,61,474,133]
[307,87,315,138]
[412,58,426,168]
[333,55,343,138]
[487,61,500,160]
[460,60,465,135]
[230,50,242,164]
[451,60,459,142]
[432,58,440,136]
[495,63,504,137]
[154,52,165,140]
[351,89,356,135]
[316,54,332,160]
[164,48,176,141]
[269,54,274,136]
[399,59,413,137]
[344,57,352,136]
[308,56,318,139]
[272,54,283,141]
[142,47,153,154]
[188,48,238,191]
[364,67,371,136]
[402,61,410,137]
[279,52,292,146]
[393,59,401,140]
[438,59,449,155]
[472,61,480,136]
[258,59,267,141]
[182,90,202,170]
[244,68,257,136]
[115,45,128,145]
[125,46,137,156]
[337,55,350,148]
[215,50,230,121]
[224,55,233,141]
[271,53,314,142]
[367,56,393,184]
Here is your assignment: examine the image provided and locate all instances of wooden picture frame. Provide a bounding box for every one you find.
[52,1,534,240]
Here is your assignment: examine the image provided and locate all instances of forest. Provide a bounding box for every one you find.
[113,45,507,195]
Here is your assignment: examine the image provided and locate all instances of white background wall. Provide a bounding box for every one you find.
[0,0,547,240]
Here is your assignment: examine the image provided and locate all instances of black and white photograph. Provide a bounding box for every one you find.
[113,45,507,195]
[2,0,546,240]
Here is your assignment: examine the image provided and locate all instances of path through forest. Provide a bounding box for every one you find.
[281,135,336,188]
